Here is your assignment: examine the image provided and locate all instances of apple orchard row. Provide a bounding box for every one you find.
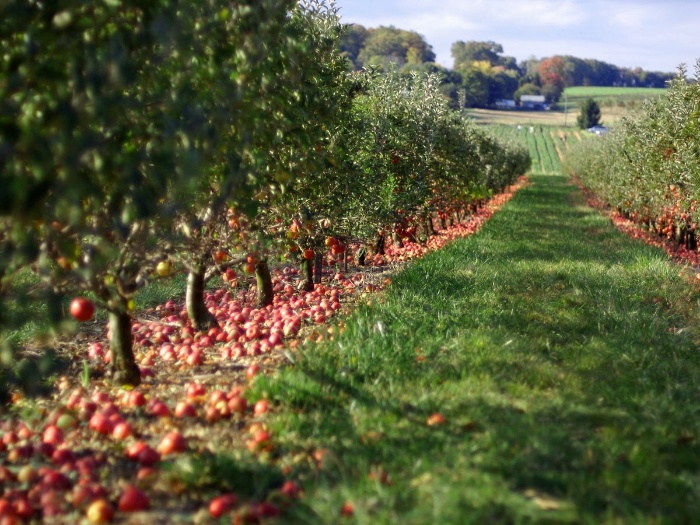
[0,186,522,524]
[0,0,530,387]
[564,64,700,252]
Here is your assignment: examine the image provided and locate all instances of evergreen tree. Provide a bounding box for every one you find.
[577,98,603,129]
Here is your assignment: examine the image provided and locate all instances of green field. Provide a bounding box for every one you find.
[563,86,667,101]
[559,86,667,114]
[489,125,589,175]
[467,86,667,128]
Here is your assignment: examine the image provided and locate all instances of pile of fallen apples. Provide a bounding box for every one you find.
[0,179,526,524]
[0,374,302,524]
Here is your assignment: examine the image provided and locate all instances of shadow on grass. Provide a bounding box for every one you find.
[268,175,700,524]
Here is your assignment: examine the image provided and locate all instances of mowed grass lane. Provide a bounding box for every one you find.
[255,175,700,524]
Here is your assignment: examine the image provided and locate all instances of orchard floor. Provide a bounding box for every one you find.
[267,174,700,524]
[3,174,700,524]
[0,183,522,524]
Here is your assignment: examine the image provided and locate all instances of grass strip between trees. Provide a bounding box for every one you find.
[256,174,700,524]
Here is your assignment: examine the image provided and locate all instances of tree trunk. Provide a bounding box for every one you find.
[186,264,219,332]
[687,228,698,251]
[675,223,684,246]
[314,253,322,285]
[301,258,313,291]
[358,246,368,266]
[108,311,140,386]
[424,213,436,237]
[374,233,385,256]
[255,259,274,308]
[392,231,404,248]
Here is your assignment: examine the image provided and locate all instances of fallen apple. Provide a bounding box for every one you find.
[118,485,149,512]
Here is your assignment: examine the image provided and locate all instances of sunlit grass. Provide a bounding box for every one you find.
[260,175,700,524]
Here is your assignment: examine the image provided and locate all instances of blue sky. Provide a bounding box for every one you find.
[334,0,700,74]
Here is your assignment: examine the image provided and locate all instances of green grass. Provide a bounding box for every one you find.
[563,86,667,101]
[558,87,667,117]
[258,175,700,524]
[490,125,585,175]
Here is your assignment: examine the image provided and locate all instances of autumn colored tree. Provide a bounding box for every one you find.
[538,56,568,102]
[451,42,519,106]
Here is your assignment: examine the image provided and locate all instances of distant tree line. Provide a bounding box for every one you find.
[340,24,677,109]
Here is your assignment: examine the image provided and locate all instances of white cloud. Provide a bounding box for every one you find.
[608,4,655,28]
[404,0,587,28]
[336,0,700,72]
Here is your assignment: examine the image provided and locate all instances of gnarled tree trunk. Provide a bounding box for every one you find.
[301,257,313,292]
[374,232,385,255]
[675,223,684,246]
[186,263,219,332]
[421,213,436,242]
[255,259,274,307]
[314,253,322,285]
[358,245,368,266]
[108,310,140,386]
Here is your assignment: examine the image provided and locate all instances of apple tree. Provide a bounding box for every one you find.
[161,0,315,329]
[0,1,239,385]
[247,2,358,292]
[565,62,700,247]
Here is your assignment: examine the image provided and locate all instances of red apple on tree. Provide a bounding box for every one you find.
[70,297,95,322]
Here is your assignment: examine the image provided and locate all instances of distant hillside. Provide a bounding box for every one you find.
[340,24,677,109]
